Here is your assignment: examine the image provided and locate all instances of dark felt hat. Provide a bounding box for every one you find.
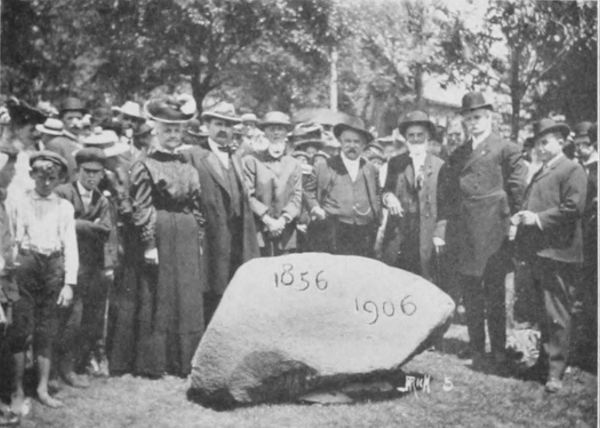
[460,92,493,114]
[145,95,196,123]
[258,111,293,130]
[573,121,593,138]
[532,118,571,140]
[75,147,106,166]
[398,110,436,138]
[60,97,88,114]
[6,97,47,126]
[333,116,373,143]
[29,150,68,173]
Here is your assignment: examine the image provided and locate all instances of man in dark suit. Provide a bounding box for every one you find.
[437,92,527,369]
[381,110,445,282]
[55,148,113,386]
[182,102,259,324]
[513,119,587,392]
[305,116,381,257]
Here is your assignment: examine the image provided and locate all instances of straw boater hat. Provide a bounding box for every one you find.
[81,127,129,157]
[258,111,293,130]
[36,118,65,136]
[460,92,493,115]
[201,101,240,124]
[112,101,146,122]
[333,116,374,143]
[532,118,571,140]
[397,110,436,138]
[144,94,197,124]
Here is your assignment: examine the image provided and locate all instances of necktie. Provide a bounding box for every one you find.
[218,145,233,155]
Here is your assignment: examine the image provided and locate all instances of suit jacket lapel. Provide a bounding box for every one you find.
[71,182,85,215]
[462,134,492,172]
[201,149,230,195]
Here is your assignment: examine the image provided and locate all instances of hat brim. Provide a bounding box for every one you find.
[258,121,293,131]
[460,103,493,115]
[103,143,130,158]
[144,101,196,124]
[293,139,324,150]
[201,112,241,124]
[535,124,571,140]
[35,124,63,136]
[333,123,374,143]
[398,120,437,138]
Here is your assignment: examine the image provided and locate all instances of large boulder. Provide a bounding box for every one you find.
[188,253,455,407]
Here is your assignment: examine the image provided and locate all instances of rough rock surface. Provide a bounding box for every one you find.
[188,253,455,407]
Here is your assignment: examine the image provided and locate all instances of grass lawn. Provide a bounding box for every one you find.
[17,325,597,428]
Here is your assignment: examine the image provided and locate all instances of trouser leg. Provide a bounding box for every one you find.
[483,251,508,357]
[462,274,485,354]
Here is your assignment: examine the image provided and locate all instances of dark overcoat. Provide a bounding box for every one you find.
[438,132,526,276]
[182,144,259,295]
[515,155,587,263]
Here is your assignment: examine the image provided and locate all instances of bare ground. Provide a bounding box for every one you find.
[16,325,598,428]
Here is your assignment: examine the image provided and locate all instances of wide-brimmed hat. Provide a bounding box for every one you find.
[258,111,293,130]
[60,97,88,115]
[532,118,571,140]
[113,101,145,121]
[291,122,325,150]
[6,97,47,126]
[36,118,65,136]
[460,92,493,114]
[398,110,436,138]
[81,127,129,157]
[333,116,374,143]
[29,150,68,173]
[201,101,240,124]
[144,94,196,124]
[366,141,384,155]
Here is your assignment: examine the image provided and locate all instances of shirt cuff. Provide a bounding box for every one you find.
[534,214,543,230]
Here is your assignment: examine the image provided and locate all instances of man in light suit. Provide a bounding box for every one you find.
[182,102,259,324]
[304,116,381,257]
[436,92,527,370]
[381,110,444,282]
[513,118,587,392]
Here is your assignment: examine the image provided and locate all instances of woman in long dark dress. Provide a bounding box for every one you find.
[128,95,206,377]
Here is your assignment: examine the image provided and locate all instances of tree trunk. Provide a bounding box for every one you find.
[330,46,338,112]
[509,48,521,142]
[414,63,425,109]
[191,70,214,115]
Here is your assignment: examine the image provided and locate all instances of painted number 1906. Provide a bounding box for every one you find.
[354,296,417,325]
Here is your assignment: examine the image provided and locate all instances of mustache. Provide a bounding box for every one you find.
[217,131,228,138]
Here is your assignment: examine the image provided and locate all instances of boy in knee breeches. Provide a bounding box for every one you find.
[9,151,78,409]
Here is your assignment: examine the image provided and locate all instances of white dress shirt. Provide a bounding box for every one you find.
[341,152,360,182]
[77,181,93,211]
[208,138,230,169]
[9,189,79,285]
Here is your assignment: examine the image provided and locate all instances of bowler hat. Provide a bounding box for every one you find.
[75,147,106,166]
[145,94,196,123]
[6,97,47,126]
[201,101,240,124]
[60,97,88,114]
[333,116,373,143]
[397,110,436,138]
[113,101,146,121]
[36,118,65,136]
[29,150,68,173]
[258,111,293,130]
[532,118,571,140]
[460,92,493,114]
[573,121,593,138]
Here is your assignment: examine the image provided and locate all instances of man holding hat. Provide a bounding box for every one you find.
[182,102,259,324]
[305,115,381,257]
[9,151,77,409]
[54,148,113,386]
[512,118,587,392]
[436,92,526,370]
[381,110,445,281]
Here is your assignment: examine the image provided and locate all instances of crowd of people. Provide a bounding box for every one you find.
[0,89,596,421]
